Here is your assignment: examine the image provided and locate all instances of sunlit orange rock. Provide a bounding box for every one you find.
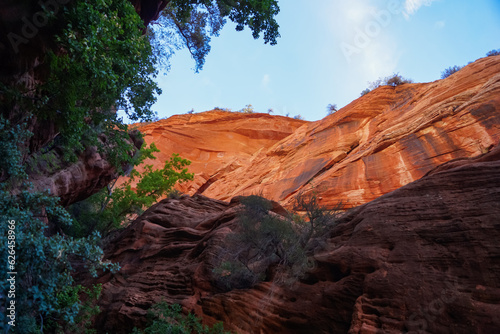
[125,111,306,194]
[133,56,500,209]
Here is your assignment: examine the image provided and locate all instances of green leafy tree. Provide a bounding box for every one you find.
[0,117,118,333]
[1,0,281,330]
[133,302,229,334]
[30,0,161,167]
[67,145,194,237]
[151,0,280,72]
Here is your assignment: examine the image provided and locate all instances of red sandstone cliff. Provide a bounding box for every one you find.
[132,56,500,209]
[90,143,500,333]
[126,112,306,194]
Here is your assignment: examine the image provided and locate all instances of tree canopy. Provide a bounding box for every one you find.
[150,0,280,72]
[0,0,281,331]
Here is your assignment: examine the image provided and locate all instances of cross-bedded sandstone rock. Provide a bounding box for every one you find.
[90,144,500,333]
[132,56,500,210]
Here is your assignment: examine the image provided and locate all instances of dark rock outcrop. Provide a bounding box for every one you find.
[129,0,169,26]
[90,145,500,333]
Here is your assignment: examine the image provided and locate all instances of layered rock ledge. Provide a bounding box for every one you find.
[90,144,500,333]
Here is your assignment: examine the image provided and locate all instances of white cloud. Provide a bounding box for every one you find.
[404,0,437,19]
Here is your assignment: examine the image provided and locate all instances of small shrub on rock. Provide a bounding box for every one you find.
[213,193,342,290]
[360,88,371,96]
[366,73,413,91]
[385,73,414,87]
[326,104,338,115]
[239,104,255,113]
[441,65,463,79]
[486,49,500,57]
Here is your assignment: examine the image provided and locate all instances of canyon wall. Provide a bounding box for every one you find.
[133,56,500,209]
[91,144,500,333]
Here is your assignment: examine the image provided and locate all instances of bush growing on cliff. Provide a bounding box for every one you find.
[213,194,341,290]
[441,65,464,79]
[360,88,371,96]
[365,73,414,93]
[486,49,500,57]
[384,73,414,87]
[67,146,194,237]
[239,104,255,113]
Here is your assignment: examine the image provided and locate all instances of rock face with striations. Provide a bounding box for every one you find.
[90,144,500,333]
[127,112,306,194]
[133,56,500,209]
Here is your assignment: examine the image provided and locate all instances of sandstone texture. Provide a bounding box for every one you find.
[27,130,143,206]
[126,111,306,194]
[90,144,500,333]
[134,56,500,209]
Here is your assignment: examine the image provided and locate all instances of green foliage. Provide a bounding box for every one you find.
[0,113,117,333]
[292,192,343,248]
[0,188,119,332]
[441,65,464,79]
[133,302,229,334]
[1,0,282,331]
[213,194,340,290]
[67,147,194,237]
[0,118,31,186]
[65,284,103,334]
[486,49,500,57]
[33,0,159,165]
[239,104,255,113]
[152,0,280,72]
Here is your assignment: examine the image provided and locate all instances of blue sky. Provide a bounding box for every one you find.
[148,0,500,122]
